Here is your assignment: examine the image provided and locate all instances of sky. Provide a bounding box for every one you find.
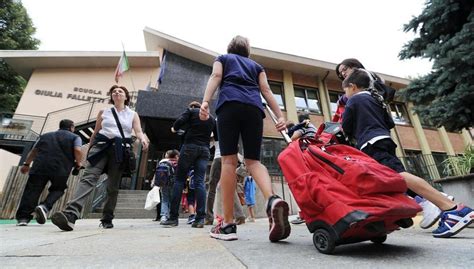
[21,0,432,79]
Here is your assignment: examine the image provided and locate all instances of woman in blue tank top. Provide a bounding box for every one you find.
[200,35,291,242]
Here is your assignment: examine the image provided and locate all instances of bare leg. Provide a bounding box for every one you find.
[221,154,238,224]
[248,206,255,219]
[401,172,456,211]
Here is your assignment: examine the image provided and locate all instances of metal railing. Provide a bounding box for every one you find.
[39,99,108,134]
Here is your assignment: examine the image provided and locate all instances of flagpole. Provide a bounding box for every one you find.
[121,42,136,92]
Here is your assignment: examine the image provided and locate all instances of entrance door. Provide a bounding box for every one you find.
[138,117,181,190]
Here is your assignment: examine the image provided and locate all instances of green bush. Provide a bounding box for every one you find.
[442,144,474,176]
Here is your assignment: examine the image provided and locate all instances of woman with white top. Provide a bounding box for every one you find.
[52,85,148,231]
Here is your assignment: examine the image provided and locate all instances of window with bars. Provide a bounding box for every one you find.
[261,138,287,175]
[390,103,411,125]
[293,86,321,114]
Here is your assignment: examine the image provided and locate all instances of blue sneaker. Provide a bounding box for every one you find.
[432,204,474,238]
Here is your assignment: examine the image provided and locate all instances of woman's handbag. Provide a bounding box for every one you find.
[111,108,137,174]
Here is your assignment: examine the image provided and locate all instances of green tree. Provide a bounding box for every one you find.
[0,0,40,113]
[399,0,473,132]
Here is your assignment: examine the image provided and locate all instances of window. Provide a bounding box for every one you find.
[328,91,344,117]
[390,103,411,125]
[261,138,287,175]
[269,82,285,110]
[293,86,321,114]
[432,152,449,178]
[403,150,431,180]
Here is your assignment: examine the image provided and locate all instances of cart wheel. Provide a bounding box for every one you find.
[370,235,387,244]
[313,228,336,254]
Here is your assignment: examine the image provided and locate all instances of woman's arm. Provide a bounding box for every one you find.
[200,61,223,120]
[89,109,104,146]
[132,112,149,151]
[259,72,286,131]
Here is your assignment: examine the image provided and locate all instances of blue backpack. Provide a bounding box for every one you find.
[154,160,175,187]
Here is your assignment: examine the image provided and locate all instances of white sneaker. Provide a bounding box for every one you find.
[246,217,256,223]
[159,216,167,224]
[417,193,454,229]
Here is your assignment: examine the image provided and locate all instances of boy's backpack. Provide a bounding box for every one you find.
[154,160,175,187]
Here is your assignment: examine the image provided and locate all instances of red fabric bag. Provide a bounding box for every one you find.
[278,139,421,239]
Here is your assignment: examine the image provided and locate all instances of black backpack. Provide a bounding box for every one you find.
[154,160,175,187]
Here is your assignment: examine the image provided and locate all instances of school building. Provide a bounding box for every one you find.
[0,27,472,218]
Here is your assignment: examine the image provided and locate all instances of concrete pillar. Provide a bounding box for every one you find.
[317,75,331,122]
[461,129,473,148]
[282,70,297,123]
[437,126,456,156]
[407,102,440,179]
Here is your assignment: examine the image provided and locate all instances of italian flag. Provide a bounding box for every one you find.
[114,51,130,83]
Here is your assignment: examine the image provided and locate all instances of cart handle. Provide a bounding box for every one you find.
[263,103,292,144]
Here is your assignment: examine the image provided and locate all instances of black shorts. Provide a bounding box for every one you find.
[217,101,264,160]
[361,138,406,173]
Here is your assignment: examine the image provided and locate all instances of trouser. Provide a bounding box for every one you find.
[169,144,209,221]
[160,185,173,218]
[205,157,245,221]
[16,174,68,221]
[65,145,125,221]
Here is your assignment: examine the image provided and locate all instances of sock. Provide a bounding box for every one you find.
[446,205,458,212]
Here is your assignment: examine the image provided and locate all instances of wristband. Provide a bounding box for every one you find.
[23,162,30,166]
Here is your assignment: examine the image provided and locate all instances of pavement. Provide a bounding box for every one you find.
[1,216,473,269]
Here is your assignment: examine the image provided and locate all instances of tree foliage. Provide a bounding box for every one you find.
[0,0,40,113]
[399,0,473,132]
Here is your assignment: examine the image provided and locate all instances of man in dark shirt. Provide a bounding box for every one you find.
[16,119,82,226]
[162,101,215,228]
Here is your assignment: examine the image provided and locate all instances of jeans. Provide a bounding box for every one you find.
[160,185,173,218]
[16,174,68,221]
[169,144,210,221]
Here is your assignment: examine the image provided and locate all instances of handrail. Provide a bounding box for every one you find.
[39,91,138,134]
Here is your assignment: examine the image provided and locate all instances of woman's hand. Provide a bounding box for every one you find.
[141,137,149,151]
[199,101,210,120]
[275,117,286,132]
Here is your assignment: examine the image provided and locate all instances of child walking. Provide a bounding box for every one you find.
[244,176,257,222]
[341,68,473,238]
[156,149,179,224]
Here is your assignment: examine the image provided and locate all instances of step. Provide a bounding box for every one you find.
[116,197,147,203]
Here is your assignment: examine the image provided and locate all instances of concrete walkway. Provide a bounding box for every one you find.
[1,217,473,268]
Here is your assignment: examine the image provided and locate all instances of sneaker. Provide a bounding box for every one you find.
[159,216,168,224]
[417,194,455,229]
[161,218,178,227]
[432,204,474,238]
[191,219,204,228]
[235,216,246,225]
[204,219,214,226]
[51,212,76,231]
[34,205,48,225]
[187,214,196,224]
[210,218,238,241]
[290,216,305,225]
[16,219,29,226]
[246,217,256,223]
[100,220,114,229]
[266,195,291,242]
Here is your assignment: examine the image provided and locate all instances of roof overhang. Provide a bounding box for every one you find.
[144,27,218,66]
[143,27,410,87]
[0,51,160,80]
